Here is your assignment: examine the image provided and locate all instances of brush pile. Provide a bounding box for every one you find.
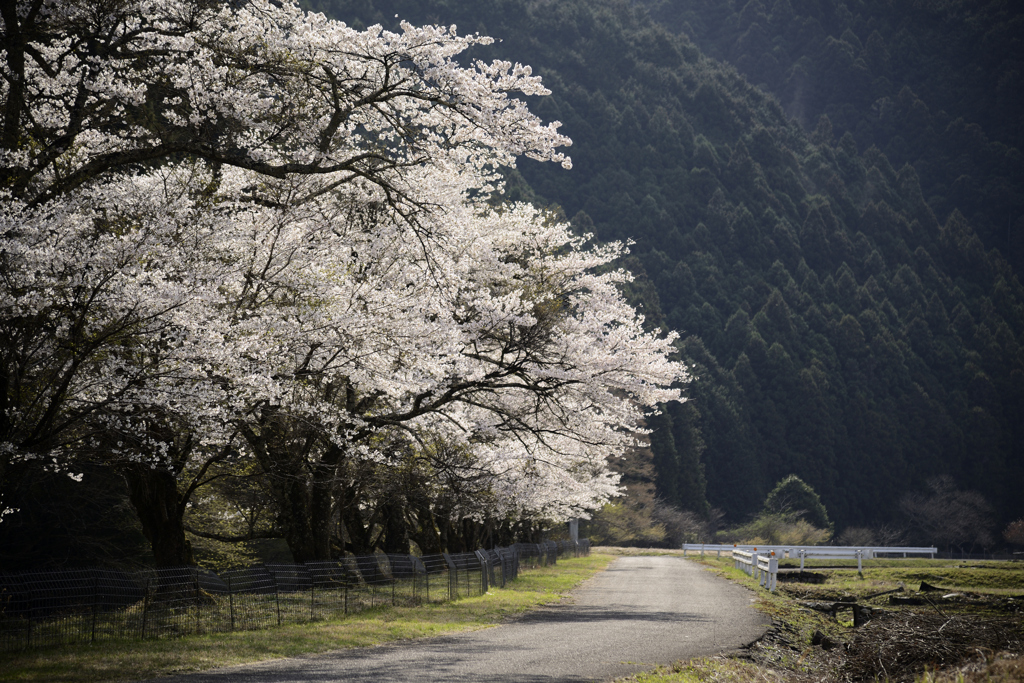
[833,611,1020,681]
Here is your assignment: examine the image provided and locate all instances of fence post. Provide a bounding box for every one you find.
[310,575,315,621]
[25,605,31,650]
[410,555,420,603]
[91,572,99,643]
[270,570,281,626]
[141,579,150,639]
[474,551,489,594]
[443,553,457,600]
[228,576,235,632]
[195,570,201,634]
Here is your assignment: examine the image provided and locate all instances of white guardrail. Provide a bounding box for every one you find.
[683,543,937,560]
[683,543,938,591]
[732,548,779,591]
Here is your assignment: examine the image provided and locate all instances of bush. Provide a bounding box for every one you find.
[718,511,831,546]
[584,501,668,546]
[1003,519,1024,547]
[838,526,875,546]
[763,475,833,534]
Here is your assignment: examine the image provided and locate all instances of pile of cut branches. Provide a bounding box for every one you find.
[829,612,1019,682]
[744,609,1023,682]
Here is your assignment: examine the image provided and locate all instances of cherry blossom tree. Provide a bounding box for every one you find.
[189,162,685,561]
[1,0,688,565]
[0,164,247,565]
[1,0,568,207]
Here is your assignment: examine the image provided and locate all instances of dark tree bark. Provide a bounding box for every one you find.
[409,497,443,555]
[308,446,343,560]
[380,497,411,554]
[122,464,194,568]
[340,502,373,556]
[242,416,348,563]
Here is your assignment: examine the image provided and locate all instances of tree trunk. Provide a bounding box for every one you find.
[122,464,194,568]
[309,446,342,560]
[273,467,318,564]
[253,443,344,563]
[341,502,373,555]
[242,416,343,564]
[381,497,410,554]
[409,499,442,554]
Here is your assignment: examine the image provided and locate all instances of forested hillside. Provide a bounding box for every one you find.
[314,0,1024,534]
[642,0,1024,270]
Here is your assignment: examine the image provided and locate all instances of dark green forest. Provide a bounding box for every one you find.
[308,0,1024,537]
[646,0,1024,270]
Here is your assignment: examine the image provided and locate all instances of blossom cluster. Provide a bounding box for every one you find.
[0,0,686,534]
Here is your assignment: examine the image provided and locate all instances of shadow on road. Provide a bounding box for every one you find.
[516,605,713,625]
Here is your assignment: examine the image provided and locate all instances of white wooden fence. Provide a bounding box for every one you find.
[683,543,938,592]
[732,548,779,591]
[682,543,937,561]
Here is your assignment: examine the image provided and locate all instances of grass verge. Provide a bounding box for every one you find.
[0,553,613,683]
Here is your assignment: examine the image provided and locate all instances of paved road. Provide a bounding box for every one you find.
[155,556,768,683]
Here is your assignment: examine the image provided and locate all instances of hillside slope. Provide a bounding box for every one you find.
[642,0,1024,270]
[312,0,1024,534]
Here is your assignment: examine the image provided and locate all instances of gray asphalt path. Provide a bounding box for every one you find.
[154,556,768,683]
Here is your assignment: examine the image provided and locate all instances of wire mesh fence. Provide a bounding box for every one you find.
[0,539,589,651]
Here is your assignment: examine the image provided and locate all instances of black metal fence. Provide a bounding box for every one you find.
[0,539,589,651]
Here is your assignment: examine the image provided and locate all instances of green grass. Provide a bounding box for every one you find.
[694,555,1024,605]
[777,558,1024,595]
[614,658,785,683]
[3,572,480,649]
[591,546,689,556]
[0,554,613,683]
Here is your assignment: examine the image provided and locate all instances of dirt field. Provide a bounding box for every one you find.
[736,558,1024,682]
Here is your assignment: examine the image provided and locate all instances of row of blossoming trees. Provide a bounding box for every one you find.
[0,0,687,568]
